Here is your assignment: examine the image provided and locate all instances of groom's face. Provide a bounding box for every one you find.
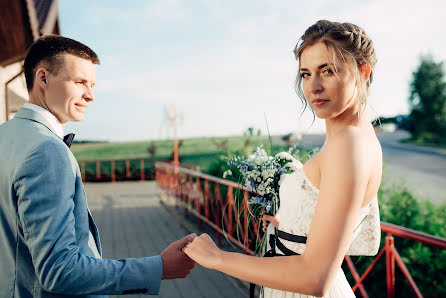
[43,54,96,124]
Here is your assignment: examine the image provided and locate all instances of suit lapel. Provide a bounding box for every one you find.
[14,108,62,140]
[88,209,102,256]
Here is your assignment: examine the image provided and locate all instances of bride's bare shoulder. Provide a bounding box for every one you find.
[323,126,380,167]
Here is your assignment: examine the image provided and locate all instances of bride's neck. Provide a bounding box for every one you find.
[323,106,367,143]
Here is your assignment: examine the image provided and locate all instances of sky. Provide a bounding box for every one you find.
[58,0,446,142]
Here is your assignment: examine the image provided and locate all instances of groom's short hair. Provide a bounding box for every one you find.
[24,35,100,91]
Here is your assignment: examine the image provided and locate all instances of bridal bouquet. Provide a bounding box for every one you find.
[223,146,301,219]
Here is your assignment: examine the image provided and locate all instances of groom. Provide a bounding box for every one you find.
[0,35,195,297]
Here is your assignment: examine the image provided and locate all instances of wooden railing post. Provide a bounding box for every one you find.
[214,183,222,246]
[81,162,85,182]
[140,159,145,181]
[204,180,210,219]
[227,186,234,237]
[196,177,202,228]
[111,160,116,182]
[125,160,130,178]
[386,235,395,298]
[155,164,159,190]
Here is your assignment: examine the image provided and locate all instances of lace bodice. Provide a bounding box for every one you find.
[271,164,381,256]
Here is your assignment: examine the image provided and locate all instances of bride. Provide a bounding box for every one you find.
[184,20,382,297]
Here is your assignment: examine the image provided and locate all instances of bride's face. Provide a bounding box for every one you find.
[299,41,358,120]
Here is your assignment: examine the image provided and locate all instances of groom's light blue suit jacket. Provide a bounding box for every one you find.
[0,108,163,297]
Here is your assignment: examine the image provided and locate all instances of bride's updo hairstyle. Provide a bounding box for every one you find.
[293,20,377,116]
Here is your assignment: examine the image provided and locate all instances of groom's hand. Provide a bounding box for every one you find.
[161,233,197,279]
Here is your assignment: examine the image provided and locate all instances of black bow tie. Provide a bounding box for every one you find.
[63,133,75,148]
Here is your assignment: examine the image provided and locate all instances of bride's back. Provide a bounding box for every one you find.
[303,124,382,209]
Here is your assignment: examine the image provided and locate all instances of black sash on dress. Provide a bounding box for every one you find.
[249,230,307,298]
[249,213,369,297]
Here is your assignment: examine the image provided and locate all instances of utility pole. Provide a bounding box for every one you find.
[167,104,183,169]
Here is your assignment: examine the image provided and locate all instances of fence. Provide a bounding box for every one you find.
[155,161,446,298]
[78,158,199,182]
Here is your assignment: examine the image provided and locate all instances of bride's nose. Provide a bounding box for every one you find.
[310,76,323,94]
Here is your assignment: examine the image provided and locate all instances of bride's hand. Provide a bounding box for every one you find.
[262,214,279,232]
[182,233,223,269]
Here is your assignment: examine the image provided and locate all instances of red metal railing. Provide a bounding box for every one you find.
[345,222,446,298]
[156,161,259,255]
[155,161,446,298]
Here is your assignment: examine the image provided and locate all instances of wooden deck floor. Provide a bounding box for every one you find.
[85,181,247,298]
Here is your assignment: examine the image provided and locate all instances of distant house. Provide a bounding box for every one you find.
[0,0,60,124]
[282,132,302,146]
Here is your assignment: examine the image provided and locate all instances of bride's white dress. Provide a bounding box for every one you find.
[261,163,381,298]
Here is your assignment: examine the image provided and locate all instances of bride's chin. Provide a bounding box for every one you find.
[314,111,330,119]
[314,109,341,120]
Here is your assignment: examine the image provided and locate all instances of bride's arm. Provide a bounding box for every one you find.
[184,128,372,296]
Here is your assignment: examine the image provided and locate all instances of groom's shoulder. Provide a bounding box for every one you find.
[14,137,76,179]
[2,121,69,162]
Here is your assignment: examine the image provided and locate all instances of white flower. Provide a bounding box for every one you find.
[248,147,269,165]
[223,170,232,178]
[275,151,294,160]
[261,170,270,179]
[284,161,303,171]
[278,174,287,186]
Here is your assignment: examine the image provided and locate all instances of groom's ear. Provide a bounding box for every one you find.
[35,68,49,90]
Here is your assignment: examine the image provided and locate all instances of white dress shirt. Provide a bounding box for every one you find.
[22,103,101,258]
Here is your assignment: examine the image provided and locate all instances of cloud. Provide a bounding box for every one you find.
[60,0,446,140]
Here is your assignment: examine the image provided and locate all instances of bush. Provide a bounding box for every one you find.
[344,182,446,297]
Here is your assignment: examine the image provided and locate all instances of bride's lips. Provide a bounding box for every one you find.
[312,99,329,106]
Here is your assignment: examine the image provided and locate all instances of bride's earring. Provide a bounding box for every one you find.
[360,97,366,105]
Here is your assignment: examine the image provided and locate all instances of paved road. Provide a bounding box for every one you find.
[86,181,247,298]
[296,131,446,203]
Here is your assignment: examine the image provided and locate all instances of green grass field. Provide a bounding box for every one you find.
[71,135,288,172]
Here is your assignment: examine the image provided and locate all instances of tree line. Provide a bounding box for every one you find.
[405,55,446,145]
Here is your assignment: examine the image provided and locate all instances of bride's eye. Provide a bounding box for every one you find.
[322,68,333,75]
[300,72,310,78]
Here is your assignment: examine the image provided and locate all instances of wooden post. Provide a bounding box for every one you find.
[196,177,202,228]
[111,160,116,182]
[173,138,179,169]
[204,180,210,219]
[125,160,130,178]
[140,159,145,181]
[386,235,395,298]
[81,162,86,182]
[227,186,234,236]
[214,183,222,246]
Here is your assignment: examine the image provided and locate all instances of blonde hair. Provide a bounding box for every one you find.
[294,20,377,117]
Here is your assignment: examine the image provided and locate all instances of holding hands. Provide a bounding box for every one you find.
[184,214,280,269]
[182,233,223,270]
[161,233,197,279]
